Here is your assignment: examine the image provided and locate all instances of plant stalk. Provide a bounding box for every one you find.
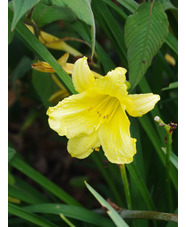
[120,210,177,223]
[94,209,178,223]
[154,116,174,211]
[119,164,133,210]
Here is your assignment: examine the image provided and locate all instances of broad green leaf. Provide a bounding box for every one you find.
[162,81,178,91]
[8,8,76,95]
[52,0,96,56]
[32,2,76,27]
[116,0,177,55]
[25,203,114,227]
[9,154,81,206]
[85,182,129,227]
[11,0,40,30]
[9,203,57,227]
[8,147,16,163]
[52,0,93,25]
[125,2,169,90]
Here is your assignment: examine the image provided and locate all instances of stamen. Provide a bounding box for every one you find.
[88,105,94,111]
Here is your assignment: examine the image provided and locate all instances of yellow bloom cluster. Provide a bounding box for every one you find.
[47,57,160,164]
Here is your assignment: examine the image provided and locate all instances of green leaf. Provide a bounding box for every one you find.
[8,11,15,44]
[52,0,96,56]
[25,203,114,227]
[11,56,32,91]
[32,70,60,107]
[32,2,76,27]
[102,0,128,20]
[59,213,76,227]
[138,115,178,191]
[9,154,81,206]
[157,0,177,11]
[8,171,15,186]
[8,147,16,163]
[165,32,178,55]
[9,203,57,227]
[162,81,178,91]
[92,0,127,65]
[52,0,93,25]
[85,182,129,227]
[14,176,50,203]
[127,163,156,211]
[41,0,52,6]
[9,183,49,205]
[116,0,138,13]
[11,0,40,31]
[125,2,169,90]
[116,0,177,55]
[162,148,178,170]
[91,153,122,206]
[8,8,76,95]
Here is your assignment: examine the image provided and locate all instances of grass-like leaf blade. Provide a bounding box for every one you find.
[25,203,114,227]
[9,8,76,95]
[8,147,16,163]
[9,203,57,227]
[85,181,129,227]
[9,154,81,206]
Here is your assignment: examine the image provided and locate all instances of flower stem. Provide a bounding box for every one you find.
[119,164,133,210]
[119,210,178,223]
[154,116,174,212]
[95,209,178,223]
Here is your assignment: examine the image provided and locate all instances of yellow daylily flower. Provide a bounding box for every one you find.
[32,53,73,74]
[47,57,160,164]
[26,25,82,57]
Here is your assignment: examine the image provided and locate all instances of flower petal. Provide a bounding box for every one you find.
[67,132,100,159]
[32,61,55,73]
[47,91,110,138]
[72,57,95,93]
[98,105,136,164]
[126,93,160,117]
[94,67,128,100]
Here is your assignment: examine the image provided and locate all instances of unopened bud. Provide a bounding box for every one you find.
[165,54,176,66]
[154,116,160,122]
